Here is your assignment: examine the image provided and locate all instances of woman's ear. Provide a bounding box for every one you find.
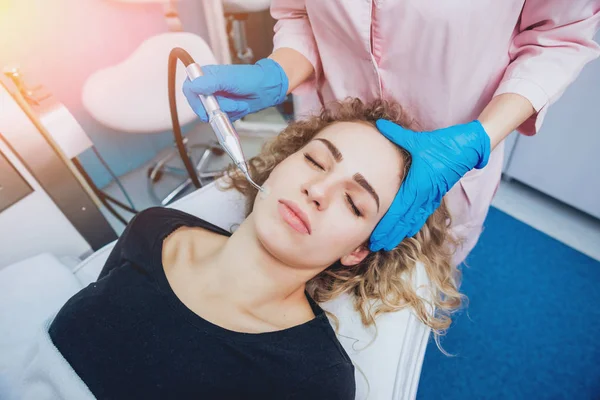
[340,245,370,267]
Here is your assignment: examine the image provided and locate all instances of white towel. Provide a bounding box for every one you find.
[13,315,95,400]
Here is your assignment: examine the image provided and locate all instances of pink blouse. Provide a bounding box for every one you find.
[271,0,600,135]
[270,0,600,266]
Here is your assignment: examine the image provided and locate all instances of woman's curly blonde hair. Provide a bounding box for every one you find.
[223,98,464,342]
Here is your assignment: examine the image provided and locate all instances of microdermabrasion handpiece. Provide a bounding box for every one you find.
[185,63,264,193]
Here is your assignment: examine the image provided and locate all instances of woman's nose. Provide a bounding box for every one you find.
[301,179,330,210]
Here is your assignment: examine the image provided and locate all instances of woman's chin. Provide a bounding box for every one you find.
[252,206,337,269]
[256,222,301,259]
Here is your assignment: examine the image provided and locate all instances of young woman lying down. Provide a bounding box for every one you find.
[46,98,462,399]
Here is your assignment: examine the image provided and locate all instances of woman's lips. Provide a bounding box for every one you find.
[277,199,312,235]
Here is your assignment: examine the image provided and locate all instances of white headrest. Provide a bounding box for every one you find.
[82,32,217,133]
[223,0,271,14]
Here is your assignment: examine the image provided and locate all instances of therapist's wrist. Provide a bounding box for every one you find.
[256,58,289,105]
[478,93,535,149]
[269,48,314,94]
[470,120,491,170]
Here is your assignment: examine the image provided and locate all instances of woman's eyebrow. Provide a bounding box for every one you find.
[353,173,380,211]
[314,138,380,211]
[314,138,343,162]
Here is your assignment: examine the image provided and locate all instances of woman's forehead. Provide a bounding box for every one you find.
[312,121,404,196]
[314,121,397,159]
[317,120,377,137]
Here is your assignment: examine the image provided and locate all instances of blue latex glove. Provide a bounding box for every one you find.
[370,120,492,251]
[182,58,289,122]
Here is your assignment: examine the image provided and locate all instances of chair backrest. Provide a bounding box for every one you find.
[82,32,216,134]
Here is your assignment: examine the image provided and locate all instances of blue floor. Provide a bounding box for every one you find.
[417,207,600,400]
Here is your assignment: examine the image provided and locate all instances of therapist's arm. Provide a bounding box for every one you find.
[371,0,600,251]
[270,0,322,95]
[269,48,314,95]
[480,0,599,149]
[478,93,535,149]
[182,0,316,123]
[487,0,600,141]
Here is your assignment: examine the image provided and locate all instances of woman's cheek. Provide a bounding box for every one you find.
[319,224,356,251]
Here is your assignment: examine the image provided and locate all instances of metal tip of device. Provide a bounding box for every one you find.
[246,175,264,193]
[237,162,263,192]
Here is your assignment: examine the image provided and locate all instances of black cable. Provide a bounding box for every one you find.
[76,154,136,215]
[95,192,129,225]
[101,191,137,214]
[72,158,129,225]
[91,145,137,211]
[168,47,202,189]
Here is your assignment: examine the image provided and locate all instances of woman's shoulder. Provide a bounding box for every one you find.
[131,206,207,226]
[131,207,232,239]
[113,207,231,267]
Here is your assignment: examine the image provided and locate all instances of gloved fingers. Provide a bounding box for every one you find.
[398,162,438,239]
[368,163,427,251]
[216,97,247,114]
[399,182,442,241]
[386,228,409,251]
[384,220,413,251]
[368,238,385,252]
[183,78,250,123]
[370,212,414,252]
[183,79,208,122]
[186,73,229,96]
[376,119,419,151]
[379,201,426,251]
[369,191,418,251]
[381,193,421,250]
[406,207,431,239]
[216,98,250,122]
[228,108,250,122]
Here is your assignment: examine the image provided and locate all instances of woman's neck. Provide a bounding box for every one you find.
[200,216,314,313]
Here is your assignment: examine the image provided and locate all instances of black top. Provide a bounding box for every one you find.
[49,207,355,400]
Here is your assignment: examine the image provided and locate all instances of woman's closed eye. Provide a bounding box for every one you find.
[304,153,324,170]
[345,193,362,217]
[304,153,362,217]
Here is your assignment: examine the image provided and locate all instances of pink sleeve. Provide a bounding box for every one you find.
[270,0,321,94]
[494,1,600,135]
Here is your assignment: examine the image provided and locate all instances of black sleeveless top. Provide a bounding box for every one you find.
[49,207,355,399]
